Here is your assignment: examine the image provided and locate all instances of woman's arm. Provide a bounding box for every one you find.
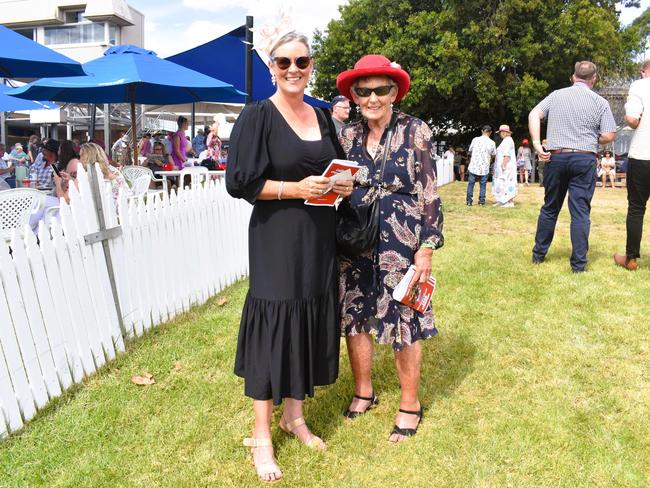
[410,119,444,287]
[255,176,331,201]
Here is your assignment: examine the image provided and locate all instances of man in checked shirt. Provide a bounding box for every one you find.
[528,61,617,273]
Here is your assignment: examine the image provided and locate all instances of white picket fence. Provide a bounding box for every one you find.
[0,165,251,437]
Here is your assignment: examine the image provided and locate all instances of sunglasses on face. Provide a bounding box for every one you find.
[271,56,311,70]
[353,85,396,97]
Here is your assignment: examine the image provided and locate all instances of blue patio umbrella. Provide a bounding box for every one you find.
[0,85,59,112]
[0,25,84,78]
[9,45,244,159]
[168,26,329,108]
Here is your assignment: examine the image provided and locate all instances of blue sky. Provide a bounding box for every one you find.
[128,0,649,58]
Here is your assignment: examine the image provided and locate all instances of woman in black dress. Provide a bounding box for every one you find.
[226,32,352,482]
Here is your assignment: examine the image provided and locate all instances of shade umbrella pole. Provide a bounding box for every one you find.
[128,84,138,164]
[89,103,97,141]
[191,102,195,141]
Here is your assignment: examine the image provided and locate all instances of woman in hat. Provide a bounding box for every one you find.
[225,29,352,482]
[336,55,444,442]
[492,124,518,207]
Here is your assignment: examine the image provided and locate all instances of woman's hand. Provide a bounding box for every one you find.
[295,175,330,200]
[332,179,354,197]
[408,246,433,289]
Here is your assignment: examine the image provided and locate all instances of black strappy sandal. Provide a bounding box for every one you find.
[343,392,379,419]
[389,407,423,439]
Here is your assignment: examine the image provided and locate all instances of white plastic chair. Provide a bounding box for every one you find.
[130,174,153,197]
[178,166,208,189]
[0,188,46,243]
[122,165,166,191]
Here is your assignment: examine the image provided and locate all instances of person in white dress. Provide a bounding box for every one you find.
[492,124,518,207]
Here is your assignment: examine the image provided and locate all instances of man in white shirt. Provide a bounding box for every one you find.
[466,125,496,206]
[614,59,650,271]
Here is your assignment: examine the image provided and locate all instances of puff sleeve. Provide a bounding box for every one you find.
[411,119,444,249]
[226,101,271,204]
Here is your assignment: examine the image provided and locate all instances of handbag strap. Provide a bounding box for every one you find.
[376,110,399,186]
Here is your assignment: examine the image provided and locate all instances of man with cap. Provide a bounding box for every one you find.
[529,60,616,272]
[466,125,496,206]
[331,95,351,133]
[30,139,59,188]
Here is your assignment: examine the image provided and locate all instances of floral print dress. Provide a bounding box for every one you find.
[338,112,444,351]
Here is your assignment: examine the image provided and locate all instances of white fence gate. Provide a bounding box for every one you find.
[0,165,251,437]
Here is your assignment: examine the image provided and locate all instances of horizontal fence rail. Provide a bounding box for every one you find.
[0,165,251,437]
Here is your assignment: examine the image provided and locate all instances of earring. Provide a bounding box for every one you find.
[271,73,276,86]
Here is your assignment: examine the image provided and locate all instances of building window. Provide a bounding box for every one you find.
[108,24,117,45]
[43,10,108,45]
[44,23,105,45]
[13,28,35,40]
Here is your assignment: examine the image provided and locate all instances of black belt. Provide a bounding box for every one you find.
[550,149,597,156]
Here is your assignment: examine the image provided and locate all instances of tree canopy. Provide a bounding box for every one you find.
[312,0,645,141]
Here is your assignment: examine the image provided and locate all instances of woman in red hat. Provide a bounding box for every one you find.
[226,29,353,482]
[336,54,444,442]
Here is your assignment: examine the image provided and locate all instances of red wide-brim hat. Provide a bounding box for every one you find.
[336,54,411,103]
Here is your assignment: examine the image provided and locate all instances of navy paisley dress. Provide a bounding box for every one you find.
[338,112,444,351]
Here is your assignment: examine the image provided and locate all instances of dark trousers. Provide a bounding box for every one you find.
[532,153,597,271]
[466,172,488,204]
[625,158,650,259]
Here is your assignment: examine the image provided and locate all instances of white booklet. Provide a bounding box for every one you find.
[304,159,360,207]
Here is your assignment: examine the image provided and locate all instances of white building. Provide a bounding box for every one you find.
[0,0,144,62]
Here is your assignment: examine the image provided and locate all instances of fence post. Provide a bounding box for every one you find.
[87,165,127,338]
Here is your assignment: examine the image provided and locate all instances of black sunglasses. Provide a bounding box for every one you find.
[271,56,311,70]
[353,85,396,97]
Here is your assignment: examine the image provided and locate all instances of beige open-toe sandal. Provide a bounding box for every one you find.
[243,437,283,482]
[278,416,326,450]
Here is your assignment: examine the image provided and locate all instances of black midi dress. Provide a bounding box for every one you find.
[226,99,344,405]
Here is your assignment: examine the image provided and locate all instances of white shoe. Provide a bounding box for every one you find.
[501,202,514,208]
[492,202,502,207]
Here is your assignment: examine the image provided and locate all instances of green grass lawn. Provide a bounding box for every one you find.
[2,183,649,487]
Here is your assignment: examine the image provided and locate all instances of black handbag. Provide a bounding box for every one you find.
[336,111,398,256]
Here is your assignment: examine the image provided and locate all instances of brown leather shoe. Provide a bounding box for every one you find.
[613,253,638,271]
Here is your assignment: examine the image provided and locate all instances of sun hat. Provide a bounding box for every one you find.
[336,54,411,103]
[14,143,23,150]
[498,124,512,133]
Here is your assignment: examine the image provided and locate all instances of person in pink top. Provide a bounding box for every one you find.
[170,116,188,169]
[138,133,152,157]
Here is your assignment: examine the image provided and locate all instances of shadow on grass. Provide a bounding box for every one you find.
[289,331,476,444]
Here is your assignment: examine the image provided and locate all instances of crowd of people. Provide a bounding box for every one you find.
[132,118,229,173]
